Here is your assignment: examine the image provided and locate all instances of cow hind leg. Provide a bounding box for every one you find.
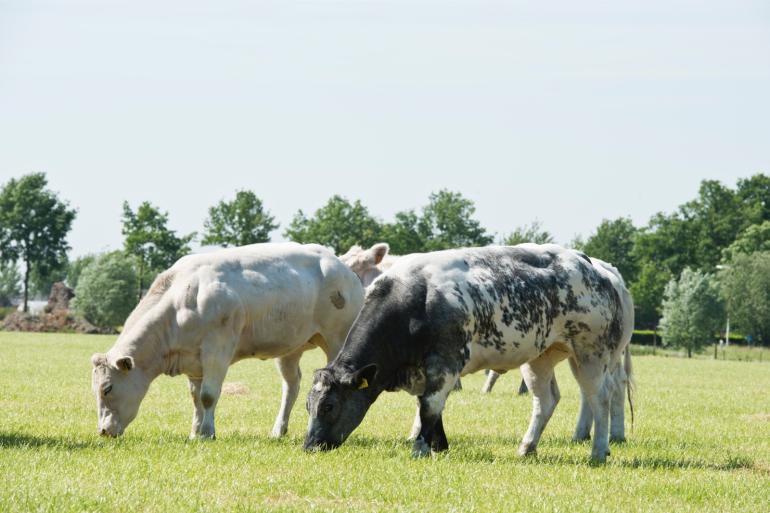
[609,363,627,443]
[413,373,458,458]
[518,359,560,457]
[188,377,204,439]
[271,349,304,438]
[573,361,612,462]
[569,358,593,441]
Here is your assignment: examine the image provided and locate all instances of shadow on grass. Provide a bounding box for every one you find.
[0,432,92,450]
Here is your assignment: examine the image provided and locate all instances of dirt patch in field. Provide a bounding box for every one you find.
[740,413,770,423]
[221,382,250,396]
[2,310,115,334]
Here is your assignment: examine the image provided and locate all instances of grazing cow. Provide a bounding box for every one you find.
[304,244,634,462]
[90,243,364,439]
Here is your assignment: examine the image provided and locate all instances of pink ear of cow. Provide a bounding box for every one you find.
[114,356,134,371]
[372,243,390,265]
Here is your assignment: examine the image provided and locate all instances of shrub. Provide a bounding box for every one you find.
[73,252,138,328]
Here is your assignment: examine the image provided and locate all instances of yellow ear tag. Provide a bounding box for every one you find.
[358,378,369,390]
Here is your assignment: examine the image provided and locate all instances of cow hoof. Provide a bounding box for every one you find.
[609,435,626,444]
[517,443,536,457]
[572,433,591,442]
[411,438,431,458]
[198,429,216,440]
[271,425,288,438]
[590,450,608,463]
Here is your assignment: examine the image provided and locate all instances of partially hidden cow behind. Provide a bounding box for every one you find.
[304,244,634,462]
[90,243,365,439]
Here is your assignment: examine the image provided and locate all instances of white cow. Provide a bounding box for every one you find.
[90,243,365,439]
[339,243,395,287]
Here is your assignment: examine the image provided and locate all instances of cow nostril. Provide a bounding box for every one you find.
[99,428,108,436]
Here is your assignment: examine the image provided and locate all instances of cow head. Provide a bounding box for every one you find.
[303,364,379,451]
[339,243,389,287]
[90,352,151,437]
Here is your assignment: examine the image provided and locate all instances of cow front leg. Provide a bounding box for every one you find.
[198,338,234,440]
[518,359,560,456]
[412,373,457,458]
[188,377,204,439]
[271,350,303,438]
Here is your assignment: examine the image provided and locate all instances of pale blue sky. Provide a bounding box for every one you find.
[1,0,768,257]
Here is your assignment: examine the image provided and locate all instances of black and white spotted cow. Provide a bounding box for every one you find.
[304,244,634,462]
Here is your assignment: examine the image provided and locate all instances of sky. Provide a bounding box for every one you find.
[1,0,769,257]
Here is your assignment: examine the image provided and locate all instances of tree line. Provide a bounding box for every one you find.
[1,172,768,353]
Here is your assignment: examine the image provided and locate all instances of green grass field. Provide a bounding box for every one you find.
[1,332,769,512]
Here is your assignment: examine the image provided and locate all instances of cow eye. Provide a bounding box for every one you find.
[321,403,333,414]
[103,385,113,396]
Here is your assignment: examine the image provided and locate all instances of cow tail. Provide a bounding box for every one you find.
[625,347,635,432]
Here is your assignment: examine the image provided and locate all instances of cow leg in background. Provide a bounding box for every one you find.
[188,377,204,439]
[481,370,499,393]
[412,372,458,458]
[271,348,304,438]
[609,362,627,443]
[518,357,561,456]
[198,332,236,440]
[569,357,593,441]
[573,360,612,462]
[408,402,421,440]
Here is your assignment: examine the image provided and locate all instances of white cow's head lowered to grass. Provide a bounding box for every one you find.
[90,352,151,437]
[339,243,391,287]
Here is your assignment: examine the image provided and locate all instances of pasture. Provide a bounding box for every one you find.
[1,332,769,513]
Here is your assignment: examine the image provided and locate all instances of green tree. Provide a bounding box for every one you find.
[0,173,77,312]
[502,220,554,246]
[73,252,138,328]
[629,259,672,329]
[122,201,194,298]
[29,258,68,298]
[721,221,770,262]
[634,174,770,276]
[380,210,426,255]
[719,251,770,345]
[660,268,724,357]
[0,260,21,307]
[284,195,383,255]
[582,217,639,283]
[634,212,700,279]
[418,189,493,251]
[202,190,279,247]
[735,174,770,225]
[66,254,97,290]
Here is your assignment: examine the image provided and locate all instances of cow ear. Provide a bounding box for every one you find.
[91,353,107,367]
[114,356,134,372]
[371,243,389,265]
[349,364,377,390]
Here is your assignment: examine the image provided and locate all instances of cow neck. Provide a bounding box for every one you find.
[338,331,409,391]
[113,302,176,379]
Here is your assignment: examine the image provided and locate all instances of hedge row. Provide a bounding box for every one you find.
[631,329,747,346]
